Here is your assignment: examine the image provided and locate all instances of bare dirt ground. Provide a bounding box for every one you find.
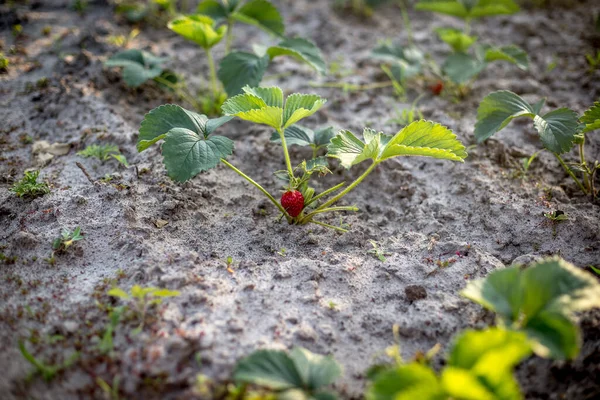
[1,0,599,399]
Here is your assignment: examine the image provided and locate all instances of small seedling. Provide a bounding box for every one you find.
[10,170,50,198]
[108,285,180,334]
[138,86,467,233]
[19,340,79,382]
[543,210,568,222]
[585,50,600,73]
[52,226,84,252]
[0,52,8,72]
[98,306,125,354]
[105,49,172,89]
[512,151,539,179]
[77,144,128,166]
[96,376,122,400]
[277,248,286,257]
[367,240,390,262]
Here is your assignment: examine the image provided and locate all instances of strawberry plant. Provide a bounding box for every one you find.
[475,91,600,199]
[415,0,528,88]
[462,257,600,360]
[169,1,326,111]
[138,85,467,232]
[78,144,129,166]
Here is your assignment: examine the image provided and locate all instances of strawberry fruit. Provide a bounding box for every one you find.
[430,81,444,96]
[281,190,304,217]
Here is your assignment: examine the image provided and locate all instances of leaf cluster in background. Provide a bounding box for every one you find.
[104,49,169,87]
[475,90,580,154]
[219,37,327,96]
[415,0,520,19]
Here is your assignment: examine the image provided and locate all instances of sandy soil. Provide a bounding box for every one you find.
[1,0,599,399]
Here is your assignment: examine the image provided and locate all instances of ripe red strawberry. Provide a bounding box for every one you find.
[430,81,444,96]
[281,190,304,217]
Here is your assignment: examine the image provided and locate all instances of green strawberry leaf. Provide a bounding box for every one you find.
[366,363,442,400]
[231,0,284,37]
[218,51,270,96]
[138,105,233,182]
[196,0,237,19]
[222,86,326,130]
[283,93,327,128]
[305,157,330,174]
[372,42,424,80]
[380,121,467,162]
[234,347,341,394]
[524,311,580,360]
[167,15,227,49]
[533,108,580,154]
[581,101,600,133]
[415,0,519,19]
[483,44,529,70]
[138,104,208,151]
[442,52,486,84]
[289,347,342,391]
[474,90,536,142]
[328,121,466,169]
[435,28,478,52]
[104,49,167,87]
[162,128,233,182]
[270,125,335,148]
[268,37,327,75]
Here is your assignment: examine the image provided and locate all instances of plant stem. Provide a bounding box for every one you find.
[206,49,218,100]
[399,0,413,48]
[304,182,347,207]
[301,206,359,222]
[464,18,472,36]
[153,76,201,110]
[310,220,348,233]
[553,153,588,194]
[225,19,234,54]
[315,161,379,211]
[276,127,295,178]
[309,81,395,91]
[221,159,290,218]
[579,142,591,192]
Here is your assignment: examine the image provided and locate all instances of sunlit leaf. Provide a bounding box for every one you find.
[484,45,529,70]
[435,28,478,52]
[580,101,600,133]
[474,90,536,142]
[415,0,519,19]
[107,288,130,300]
[167,15,227,49]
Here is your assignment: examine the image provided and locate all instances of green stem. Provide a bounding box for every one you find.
[225,19,234,55]
[304,182,346,207]
[309,81,395,91]
[464,18,472,36]
[579,142,591,192]
[221,159,290,218]
[206,49,218,100]
[316,161,379,211]
[310,220,349,233]
[399,0,413,48]
[554,153,588,194]
[277,127,294,178]
[153,76,200,110]
[301,206,359,222]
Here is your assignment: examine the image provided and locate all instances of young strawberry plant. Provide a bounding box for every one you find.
[78,144,129,167]
[105,49,171,88]
[414,0,528,90]
[169,2,326,112]
[52,226,85,253]
[138,85,467,232]
[475,91,599,199]
[462,257,600,360]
